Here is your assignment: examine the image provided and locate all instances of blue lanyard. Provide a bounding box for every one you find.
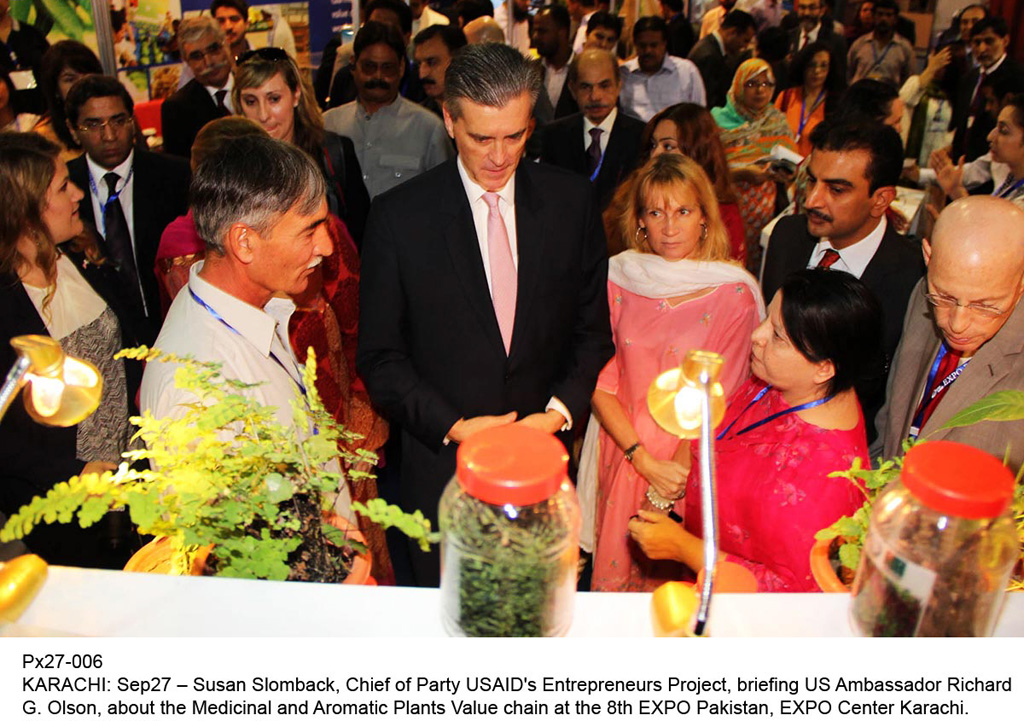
[188,286,307,397]
[88,164,135,237]
[796,89,825,141]
[996,175,1024,200]
[589,150,605,182]
[909,344,969,439]
[716,385,835,440]
[869,40,895,74]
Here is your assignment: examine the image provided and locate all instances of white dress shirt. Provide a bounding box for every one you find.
[806,216,887,278]
[620,55,707,123]
[202,74,235,114]
[583,106,617,158]
[140,262,353,517]
[543,57,571,110]
[572,11,596,55]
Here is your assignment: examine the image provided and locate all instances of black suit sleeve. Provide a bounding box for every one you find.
[760,215,802,305]
[341,136,370,248]
[356,200,463,449]
[545,189,615,424]
[160,97,192,159]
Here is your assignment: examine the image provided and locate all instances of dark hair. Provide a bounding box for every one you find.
[191,135,326,254]
[809,119,903,193]
[587,11,622,38]
[633,16,668,44]
[366,0,414,35]
[456,0,493,25]
[641,102,736,204]
[38,40,103,148]
[970,16,1009,39]
[210,0,249,17]
[353,21,407,64]
[779,268,884,398]
[110,9,127,34]
[834,78,899,125]
[1002,93,1024,131]
[537,4,571,33]
[871,0,898,13]
[756,25,790,64]
[64,75,135,127]
[414,24,468,53]
[661,0,683,13]
[782,40,842,114]
[721,10,756,34]
[444,42,541,119]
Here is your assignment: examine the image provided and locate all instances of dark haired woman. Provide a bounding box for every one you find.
[34,40,103,162]
[775,41,842,157]
[629,269,881,592]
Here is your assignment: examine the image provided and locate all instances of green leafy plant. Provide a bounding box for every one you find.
[816,391,1024,585]
[0,347,438,581]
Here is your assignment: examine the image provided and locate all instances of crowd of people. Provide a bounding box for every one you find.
[1,1,1023,595]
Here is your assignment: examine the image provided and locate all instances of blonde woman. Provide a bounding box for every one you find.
[585,153,764,592]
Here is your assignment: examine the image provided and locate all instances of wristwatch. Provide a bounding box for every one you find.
[624,442,642,463]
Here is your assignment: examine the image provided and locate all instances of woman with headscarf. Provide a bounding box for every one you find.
[712,58,795,273]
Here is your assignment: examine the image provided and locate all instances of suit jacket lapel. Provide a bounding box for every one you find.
[441,164,506,352]
[511,166,544,359]
[68,157,97,231]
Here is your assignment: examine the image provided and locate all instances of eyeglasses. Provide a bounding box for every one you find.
[238,47,291,65]
[923,287,1011,319]
[77,114,132,134]
[185,42,226,64]
[744,79,776,90]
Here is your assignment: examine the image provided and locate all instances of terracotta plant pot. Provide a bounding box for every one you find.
[809,536,851,594]
[124,513,374,585]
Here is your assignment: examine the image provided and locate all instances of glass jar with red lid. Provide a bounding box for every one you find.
[850,441,1018,636]
[439,425,581,637]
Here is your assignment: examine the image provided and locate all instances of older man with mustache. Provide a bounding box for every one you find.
[323,21,453,199]
[161,16,236,159]
[760,120,923,443]
[540,49,644,210]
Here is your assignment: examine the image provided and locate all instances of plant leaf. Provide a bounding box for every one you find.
[940,390,1024,429]
[838,541,861,571]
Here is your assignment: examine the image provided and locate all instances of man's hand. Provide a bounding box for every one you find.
[446,412,517,444]
[515,409,565,434]
[628,510,688,562]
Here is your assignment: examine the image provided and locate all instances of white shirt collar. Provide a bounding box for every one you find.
[813,216,888,279]
[187,261,295,360]
[583,106,617,135]
[86,149,134,196]
[456,155,515,208]
[204,72,234,96]
[982,53,1007,75]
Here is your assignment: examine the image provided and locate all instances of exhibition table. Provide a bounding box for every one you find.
[3,566,1022,637]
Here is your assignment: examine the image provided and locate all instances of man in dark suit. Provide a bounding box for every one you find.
[540,49,645,211]
[532,4,579,125]
[661,0,695,59]
[357,43,614,586]
[951,17,1024,162]
[66,76,191,342]
[160,16,235,159]
[761,120,923,442]
[788,0,847,82]
[688,10,756,110]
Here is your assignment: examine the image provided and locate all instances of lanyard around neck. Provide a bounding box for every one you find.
[797,89,825,140]
[909,344,969,439]
[996,175,1024,200]
[188,286,307,397]
[88,163,135,236]
[716,385,835,441]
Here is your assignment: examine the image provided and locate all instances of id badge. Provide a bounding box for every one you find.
[8,70,36,91]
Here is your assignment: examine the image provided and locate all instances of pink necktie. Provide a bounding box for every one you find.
[484,191,517,354]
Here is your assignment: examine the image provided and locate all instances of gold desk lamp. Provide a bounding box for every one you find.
[0,335,102,427]
[647,350,726,637]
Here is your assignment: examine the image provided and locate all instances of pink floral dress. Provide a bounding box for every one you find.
[684,377,867,592]
[591,281,760,592]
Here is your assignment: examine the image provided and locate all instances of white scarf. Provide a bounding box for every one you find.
[608,250,766,318]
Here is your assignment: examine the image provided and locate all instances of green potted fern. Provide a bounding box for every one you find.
[0,347,437,582]
[813,391,1024,592]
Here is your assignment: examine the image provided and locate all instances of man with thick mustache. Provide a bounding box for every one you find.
[761,120,923,441]
[323,22,452,199]
[540,49,644,210]
[413,24,466,118]
[161,17,235,158]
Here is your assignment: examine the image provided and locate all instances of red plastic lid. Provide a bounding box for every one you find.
[455,425,569,506]
[901,441,1014,519]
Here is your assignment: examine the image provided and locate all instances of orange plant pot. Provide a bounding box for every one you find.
[124,513,374,585]
[809,537,850,594]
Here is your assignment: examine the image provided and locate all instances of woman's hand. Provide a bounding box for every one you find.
[929,148,967,200]
[628,510,689,562]
[632,447,687,500]
[919,46,952,88]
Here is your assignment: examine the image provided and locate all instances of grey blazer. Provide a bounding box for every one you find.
[874,278,1024,468]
